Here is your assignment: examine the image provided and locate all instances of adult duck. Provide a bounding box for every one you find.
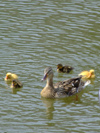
[78,69,95,79]
[57,64,74,73]
[5,72,18,82]
[41,67,90,98]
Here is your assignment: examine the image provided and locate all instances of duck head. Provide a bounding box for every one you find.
[42,67,54,81]
[57,64,63,69]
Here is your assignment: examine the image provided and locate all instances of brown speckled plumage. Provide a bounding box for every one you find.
[10,79,23,89]
[57,64,74,73]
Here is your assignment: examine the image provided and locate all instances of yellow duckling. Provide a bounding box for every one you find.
[78,69,95,79]
[4,72,18,82]
[41,67,90,98]
[10,79,23,89]
[57,64,74,73]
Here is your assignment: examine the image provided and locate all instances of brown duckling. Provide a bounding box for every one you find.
[57,64,74,73]
[10,79,23,89]
[41,67,90,98]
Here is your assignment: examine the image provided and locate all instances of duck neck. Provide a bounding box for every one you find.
[46,77,54,88]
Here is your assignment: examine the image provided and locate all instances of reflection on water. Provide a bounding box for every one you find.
[41,97,55,119]
[12,88,22,94]
[41,90,86,120]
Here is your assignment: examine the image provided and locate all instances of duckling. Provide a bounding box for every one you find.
[10,79,23,89]
[57,64,74,73]
[78,69,95,79]
[41,67,90,98]
[5,72,18,82]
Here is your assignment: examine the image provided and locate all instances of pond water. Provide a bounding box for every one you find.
[0,0,100,132]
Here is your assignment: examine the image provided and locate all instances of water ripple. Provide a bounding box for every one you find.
[0,0,100,132]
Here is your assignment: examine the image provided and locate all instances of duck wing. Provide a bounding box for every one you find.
[54,76,86,96]
[63,66,74,73]
[13,79,23,88]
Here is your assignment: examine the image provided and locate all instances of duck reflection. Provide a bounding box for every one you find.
[58,93,83,106]
[12,87,22,94]
[41,97,55,119]
[41,92,84,120]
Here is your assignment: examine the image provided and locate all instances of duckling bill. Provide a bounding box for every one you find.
[57,64,74,73]
[41,67,90,98]
[10,79,23,89]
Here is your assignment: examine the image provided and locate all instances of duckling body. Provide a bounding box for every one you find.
[78,69,95,79]
[41,67,90,98]
[57,64,73,73]
[10,79,23,89]
[5,72,18,82]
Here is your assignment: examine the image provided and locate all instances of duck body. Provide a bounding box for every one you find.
[10,79,23,89]
[5,72,18,82]
[78,69,95,79]
[54,77,85,97]
[41,67,90,98]
[57,64,73,73]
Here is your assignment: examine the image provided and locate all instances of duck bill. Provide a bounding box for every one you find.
[41,74,47,81]
[5,76,9,79]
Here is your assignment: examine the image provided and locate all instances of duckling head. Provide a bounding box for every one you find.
[5,72,13,81]
[57,64,63,69]
[90,69,94,74]
[89,69,95,78]
[42,67,54,81]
